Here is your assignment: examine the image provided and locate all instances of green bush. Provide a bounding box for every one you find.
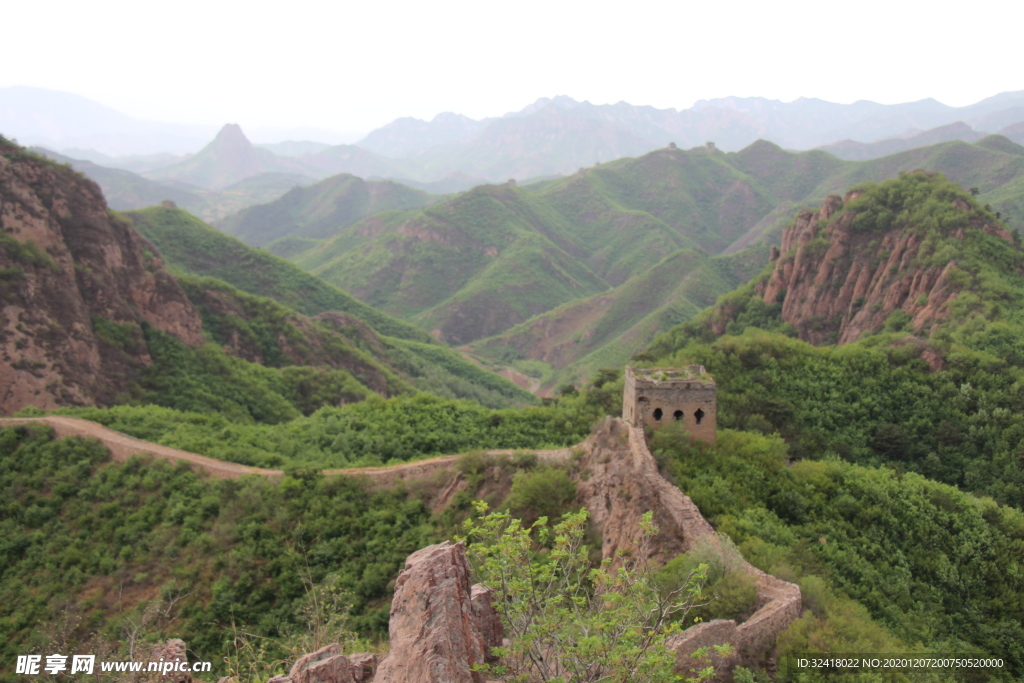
[506,465,577,524]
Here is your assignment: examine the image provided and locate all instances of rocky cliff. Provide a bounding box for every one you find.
[746,173,1016,346]
[0,141,204,414]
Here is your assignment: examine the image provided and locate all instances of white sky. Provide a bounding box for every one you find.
[4,0,1022,135]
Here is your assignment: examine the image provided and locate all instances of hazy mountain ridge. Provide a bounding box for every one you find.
[144,124,315,190]
[0,86,358,155]
[30,145,318,223]
[818,122,987,160]
[10,86,1024,192]
[348,91,1024,180]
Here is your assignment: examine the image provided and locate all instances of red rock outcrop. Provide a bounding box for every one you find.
[752,186,1002,346]
[374,541,501,683]
[268,644,378,683]
[0,141,204,414]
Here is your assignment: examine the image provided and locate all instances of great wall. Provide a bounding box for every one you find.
[0,408,801,680]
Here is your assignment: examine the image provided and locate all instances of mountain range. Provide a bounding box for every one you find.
[7,143,1024,683]
[12,85,1024,397]
[0,86,359,155]
[9,85,1024,189]
[219,132,1024,392]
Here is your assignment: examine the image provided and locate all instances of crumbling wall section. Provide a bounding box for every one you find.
[608,419,802,674]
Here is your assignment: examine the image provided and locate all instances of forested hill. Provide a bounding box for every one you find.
[232,135,1024,361]
[628,172,1024,675]
[217,172,436,246]
[644,171,1024,507]
[126,205,436,344]
[0,138,531,417]
[126,204,534,408]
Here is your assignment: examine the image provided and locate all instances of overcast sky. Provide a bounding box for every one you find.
[4,0,1022,135]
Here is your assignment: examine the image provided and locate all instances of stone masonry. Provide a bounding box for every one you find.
[623,366,717,444]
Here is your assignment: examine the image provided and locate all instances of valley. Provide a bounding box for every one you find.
[223,133,1024,393]
[4,87,1024,683]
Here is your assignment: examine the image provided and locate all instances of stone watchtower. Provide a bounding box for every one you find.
[623,366,717,444]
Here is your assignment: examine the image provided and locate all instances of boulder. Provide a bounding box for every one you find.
[374,541,490,683]
[267,643,377,683]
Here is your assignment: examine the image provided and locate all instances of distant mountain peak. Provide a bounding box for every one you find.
[144,123,313,190]
[431,112,475,124]
[510,96,581,118]
[211,123,252,148]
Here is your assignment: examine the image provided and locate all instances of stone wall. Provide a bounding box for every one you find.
[575,417,800,674]
[624,366,717,444]
[609,419,802,674]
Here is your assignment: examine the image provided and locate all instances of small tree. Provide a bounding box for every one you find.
[462,503,727,682]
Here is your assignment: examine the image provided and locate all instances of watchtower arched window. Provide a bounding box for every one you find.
[673,410,683,421]
[653,408,663,421]
[694,408,705,425]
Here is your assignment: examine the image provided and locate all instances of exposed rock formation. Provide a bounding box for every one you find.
[267,541,502,683]
[750,184,1010,346]
[0,141,204,414]
[375,541,500,683]
[575,418,802,675]
[575,417,714,565]
[268,644,378,683]
[469,585,503,664]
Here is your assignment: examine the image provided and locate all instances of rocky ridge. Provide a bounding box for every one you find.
[739,177,1016,346]
[0,141,204,413]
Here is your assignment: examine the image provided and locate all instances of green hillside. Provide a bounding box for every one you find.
[266,137,1024,355]
[653,427,1024,678]
[626,173,1024,675]
[126,206,535,408]
[8,143,1024,683]
[128,206,434,343]
[5,371,1023,680]
[529,145,778,255]
[218,173,435,247]
[472,245,768,393]
[292,184,621,344]
[0,426,440,682]
[647,172,1024,505]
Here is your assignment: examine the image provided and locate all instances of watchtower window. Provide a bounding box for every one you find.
[673,410,683,421]
[653,408,663,421]
[694,408,705,425]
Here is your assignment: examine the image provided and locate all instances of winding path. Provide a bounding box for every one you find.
[0,416,571,480]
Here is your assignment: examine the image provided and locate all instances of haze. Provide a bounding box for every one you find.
[4,0,1022,136]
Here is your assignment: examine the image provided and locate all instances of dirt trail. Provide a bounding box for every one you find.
[0,416,571,481]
